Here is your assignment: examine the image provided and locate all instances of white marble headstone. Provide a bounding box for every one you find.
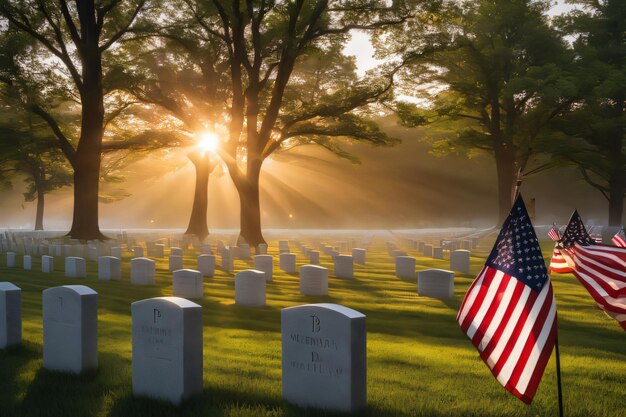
[235,270,266,307]
[308,251,320,265]
[334,255,354,279]
[42,255,54,273]
[418,269,454,298]
[257,243,268,255]
[111,247,122,259]
[98,256,121,281]
[131,258,156,285]
[279,240,290,253]
[132,297,203,405]
[23,255,32,270]
[172,269,203,299]
[351,248,366,265]
[281,303,366,412]
[280,253,297,274]
[87,245,98,262]
[239,243,251,260]
[43,285,98,373]
[395,256,416,279]
[65,257,87,278]
[197,254,215,277]
[0,282,21,349]
[254,255,274,281]
[169,255,183,272]
[450,250,471,274]
[299,265,328,296]
[6,252,15,268]
[221,248,233,272]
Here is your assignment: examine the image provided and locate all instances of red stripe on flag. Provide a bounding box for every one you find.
[490,286,539,378]
[570,244,626,330]
[459,267,499,333]
[505,285,555,402]
[458,266,556,403]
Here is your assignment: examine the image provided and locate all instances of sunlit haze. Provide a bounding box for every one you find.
[198,132,220,154]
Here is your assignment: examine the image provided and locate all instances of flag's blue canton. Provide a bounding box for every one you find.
[560,210,595,249]
[485,196,548,292]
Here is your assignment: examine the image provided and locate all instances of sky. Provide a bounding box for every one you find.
[343,1,579,77]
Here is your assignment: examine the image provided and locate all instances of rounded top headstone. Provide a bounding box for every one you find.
[283,303,365,319]
[173,268,201,275]
[132,296,200,309]
[132,257,155,263]
[236,269,266,279]
[0,282,20,291]
[44,285,97,296]
[301,264,327,272]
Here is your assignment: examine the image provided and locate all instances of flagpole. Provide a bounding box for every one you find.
[514,168,523,201]
[555,328,564,417]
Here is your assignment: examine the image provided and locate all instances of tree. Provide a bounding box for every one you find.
[0,0,147,239]
[123,0,420,246]
[0,105,72,230]
[390,0,573,222]
[547,0,625,226]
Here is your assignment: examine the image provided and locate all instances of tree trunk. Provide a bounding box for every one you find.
[68,44,106,240]
[68,151,105,240]
[184,153,212,240]
[35,185,44,231]
[236,161,266,247]
[67,21,106,241]
[494,147,518,223]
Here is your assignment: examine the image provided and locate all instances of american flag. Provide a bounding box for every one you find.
[548,224,560,242]
[612,227,626,248]
[560,210,596,248]
[567,244,626,330]
[556,216,626,331]
[548,244,573,274]
[457,195,556,404]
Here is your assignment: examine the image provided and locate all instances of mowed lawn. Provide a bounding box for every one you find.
[0,237,624,417]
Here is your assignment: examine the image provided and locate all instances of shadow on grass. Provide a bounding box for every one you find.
[107,384,425,417]
[0,345,137,417]
[18,364,103,417]
[557,316,626,358]
[0,341,41,414]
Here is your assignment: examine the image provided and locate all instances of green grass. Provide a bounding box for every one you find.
[0,238,624,417]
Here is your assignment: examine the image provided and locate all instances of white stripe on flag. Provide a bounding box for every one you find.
[514,294,556,394]
[477,277,518,352]
[486,285,531,368]
[467,271,505,339]
[576,270,626,310]
[496,283,551,386]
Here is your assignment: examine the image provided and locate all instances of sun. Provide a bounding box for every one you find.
[198,132,219,153]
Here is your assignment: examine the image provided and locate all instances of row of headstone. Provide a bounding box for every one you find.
[132,299,367,411]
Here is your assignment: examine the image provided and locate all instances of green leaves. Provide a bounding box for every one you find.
[544,0,625,214]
